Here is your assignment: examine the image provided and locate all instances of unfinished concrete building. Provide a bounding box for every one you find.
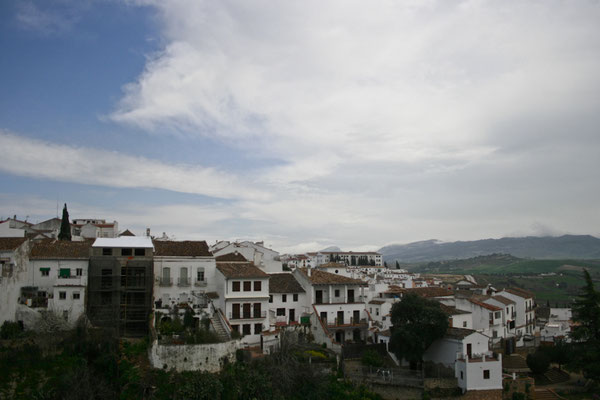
[88,237,154,337]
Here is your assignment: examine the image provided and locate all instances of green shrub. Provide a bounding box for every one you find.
[0,321,22,339]
[361,350,384,367]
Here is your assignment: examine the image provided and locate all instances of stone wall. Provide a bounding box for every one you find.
[149,338,241,372]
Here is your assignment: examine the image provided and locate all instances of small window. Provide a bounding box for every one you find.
[495,311,501,319]
[134,248,145,256]
[460,371,464,380]
[232,324,239,333]
[232,281,240,292]
[102,248,112,256]
[59,291,66,300]
[76,268,83,276]
[242,324,251,335]
[59,268,70,278]
[277,308,286,316]
[269,295,273,303]
[254,323,262,334]
[40,268,50,277]
[483,370,490,379]
[334,289,340,297]
[73,292,80,300]
[282,294,287,303]
[197,269,205,281]
[254,281,261,291]
[463,321,467,328]
[121,248,133,256]
[243,281,251,291]
[293,294,298,302]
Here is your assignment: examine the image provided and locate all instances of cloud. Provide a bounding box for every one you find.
[0,131,266,201]
[15,0,89,35]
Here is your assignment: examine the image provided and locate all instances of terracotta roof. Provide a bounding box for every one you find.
[215,252,248,262]
[206,292,219,299]
[30,240,91,259]
[468,298,502,311]
[369,299,385,305]
[217,262,268,279]
[400,287,454,298]
[504,287,534,299]
[445,327,478,340]
[298,268,366,286]
[318,262,346,268]
[119,229,135,237]
[379,329,391,337]
[440,304,471,315]
[153,240,211,257]
[503,354,529,371]
[490,295,515,305]
[0,237,28,251]
[268,273,305,293]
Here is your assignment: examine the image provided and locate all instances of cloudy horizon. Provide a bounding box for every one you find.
[1,0,599,254]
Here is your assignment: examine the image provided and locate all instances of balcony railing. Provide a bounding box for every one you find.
[178,277,191,287]
[326,317,367,327]
[195,279,207,287]
[229,311,267,319]
[159,277,172,287]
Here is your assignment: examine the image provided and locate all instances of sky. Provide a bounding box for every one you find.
[1,0,599,253]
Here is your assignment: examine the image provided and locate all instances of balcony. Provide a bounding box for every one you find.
[159,277,172,287]
[178,277,191,287]
[228,311,267,319]
[326,317,368,328]
[194,279,207,287]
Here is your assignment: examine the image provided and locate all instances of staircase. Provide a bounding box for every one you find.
[543,368,570,384]
[211,311,231,342]
[534,389,563,400]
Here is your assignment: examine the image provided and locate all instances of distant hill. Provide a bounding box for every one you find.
[319,246,342,252]
[379,235,600,263]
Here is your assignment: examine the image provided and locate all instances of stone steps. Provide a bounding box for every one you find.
[211,310,231,341]
[534,389,561,400]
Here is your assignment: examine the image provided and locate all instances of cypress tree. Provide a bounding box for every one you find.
[58,203,72,241]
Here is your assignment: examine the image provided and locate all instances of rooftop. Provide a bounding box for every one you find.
[400,287,454,298]
[0,237,28,251]
[490,295,516,305]
[30,240,92,259]
[92,237,154,249]
[268,273,305,293]
[445,327,478,340]
[468,298,502,311]
[503,287,535,299]
[298,268,366,286]
[153,240,211,257]
[440,304,471,315]
[215,252,248,262]
[217,262,269,279]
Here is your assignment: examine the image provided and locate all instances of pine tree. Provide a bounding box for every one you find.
[58,203,72,241]
[395,260,400,269]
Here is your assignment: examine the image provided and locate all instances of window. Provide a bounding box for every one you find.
[121,248,133,256]
[40,268,50,277]
[76,268,83,276]
[59,268,70,278]
[73,292,80,300]
[376,309,379,316]
[495,311,501,319]
[254,323,262,334]
[232,281,240,292]
[334,289,340,297]
[460,371,464,380]
[483,370,490,380]
[269,295,273,303]
[242,324,251,335]
[134,248,145,256]
[197,268,205,281]
[231,324,239,333]
[277,308,286,316]
[243,281,251,291]
[282,294,287,303]
[59,291,66,300]
[463,321,467,328]
[102,248,112,256]
[293,294,298,302]
[254,281,262,291]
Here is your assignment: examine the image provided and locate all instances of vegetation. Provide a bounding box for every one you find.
[0,324,380,400]
[58,203,71,241]
[157,309,221,345]
[389,293,448,367]
[0,321,23,339]
[360,349,384,368]
[526,349,550,375]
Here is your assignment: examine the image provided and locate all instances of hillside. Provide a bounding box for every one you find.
[379,235,600,263]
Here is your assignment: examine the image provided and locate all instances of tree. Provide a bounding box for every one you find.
[526,349,550,375]
[389,293,448,367]
[569,269,600,383]
[384,261,388,268]
[395,261,400,269]
[58,203,72,241]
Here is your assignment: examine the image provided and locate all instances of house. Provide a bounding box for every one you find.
[0,219,26,237]
[215,262,270,346]
[485,295,517,337]
[87,237,154,337]
[293,267,368,346]
[211,241,283,273]
[455,297,505,341]
[20,240,91,326]
[440,304,473,329]
[72,219,119,239]
[153,241,216,317]
[423,327,502,394]
[0,237,30,324]
[316,262,352,277]
[496,288,536,343]
[268,273,308,327]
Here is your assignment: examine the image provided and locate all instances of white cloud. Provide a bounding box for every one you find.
[0,131,266,201]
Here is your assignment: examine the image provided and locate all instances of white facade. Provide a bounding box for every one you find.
[497,289,536,339]
[455,298,505,340]
[268,291,309,326]
[424,330,489,367]
[0,239,30,324]
[0,220,25,237]
[212,241,283,273]
[456,353,503,393]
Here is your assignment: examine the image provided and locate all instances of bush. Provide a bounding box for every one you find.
[527,350,550,375]
[0,321,22,339]
[361,350,384,368]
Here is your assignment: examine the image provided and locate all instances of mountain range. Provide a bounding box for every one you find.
[378,235,600,263]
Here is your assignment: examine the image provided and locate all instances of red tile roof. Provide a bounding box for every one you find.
[30,240,91,259]
[216,262,268,279]
[215,252,248,262]
[0,237,28,251]
[153,240,211,257]
[504,287,534,299]
[397,287,454,298]
[469,298,502,311]
[298,268,366,286]
[268,273,305,293]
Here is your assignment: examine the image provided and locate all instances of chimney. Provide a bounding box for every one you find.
[146,228,150,237]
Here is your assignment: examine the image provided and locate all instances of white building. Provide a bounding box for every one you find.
[0,219,26,237]
[72,219,119,239]
[0,238,30,324]
[211,241,283,273]
[22,240,91,326]
[307,251,383,267]
[153,241,217,316]
[454,297,505,341]
[267,273,308,327]
[496,288,536,342]
[215,262,270,346]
